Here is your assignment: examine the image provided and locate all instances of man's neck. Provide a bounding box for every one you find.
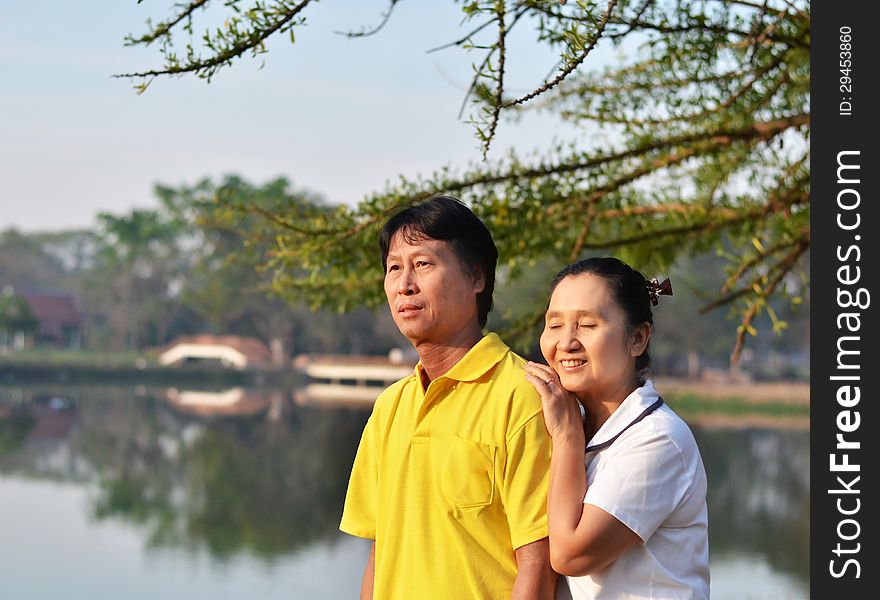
[413,326,484,385]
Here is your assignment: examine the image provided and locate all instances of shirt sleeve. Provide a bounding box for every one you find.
[583,429,689,542]
[502,411,552,550]
[339,413,379,540]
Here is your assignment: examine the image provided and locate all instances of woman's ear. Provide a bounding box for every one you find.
[629,323,652,357]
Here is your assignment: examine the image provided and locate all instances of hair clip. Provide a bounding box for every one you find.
[648,277,673,306]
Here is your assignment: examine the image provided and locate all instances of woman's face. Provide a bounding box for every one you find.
[540,273,646,399]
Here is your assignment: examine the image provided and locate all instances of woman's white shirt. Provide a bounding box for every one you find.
[559,380,710,600]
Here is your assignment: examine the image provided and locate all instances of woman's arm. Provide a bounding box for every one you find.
[524,363,641,576]
[547,435,641,576]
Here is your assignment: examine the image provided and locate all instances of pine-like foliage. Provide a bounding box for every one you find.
[119,0,810,362]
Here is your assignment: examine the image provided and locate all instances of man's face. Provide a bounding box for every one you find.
[383,231,484,345]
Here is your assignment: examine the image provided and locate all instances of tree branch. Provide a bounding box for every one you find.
[578,184,807,250]
[568,66,788,127]
[124,0,213,46]
[730,235,809,364]
[334,0,402,38]
[567,146,700,261]
[439,113,809,195]
[696,232,806,318]
[116,0,314,80]
[721,238,800,295]
[501,0,618,108]
[481,0,508,159]
[456,6,529,120]
[594,203,739,220]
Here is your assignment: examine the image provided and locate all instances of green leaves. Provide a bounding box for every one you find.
[117,1,811,364]
[117,0,315,82]
[0,291,38,335]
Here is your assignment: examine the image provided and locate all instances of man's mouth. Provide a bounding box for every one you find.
[398,303,422,316]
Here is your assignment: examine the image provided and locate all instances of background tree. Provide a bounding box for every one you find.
[0,229,74,291]
[85,209,187,351]
[119,0,811,364]
[0,290,39,350]
[0,180,407,358]
[157,175,405,360]
[156,175,305,363]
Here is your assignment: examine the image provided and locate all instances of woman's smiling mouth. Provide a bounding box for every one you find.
[558,358,587,369]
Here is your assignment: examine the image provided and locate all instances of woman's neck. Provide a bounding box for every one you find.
[578,376,641,440]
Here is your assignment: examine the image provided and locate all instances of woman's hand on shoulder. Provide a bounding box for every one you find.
[524,361,585,444]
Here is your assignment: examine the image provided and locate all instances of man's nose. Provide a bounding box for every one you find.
[397,268,417,295]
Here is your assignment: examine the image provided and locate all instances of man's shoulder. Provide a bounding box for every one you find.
[489,346,537,392]
[374,374,414,407]
[481,347,544,425]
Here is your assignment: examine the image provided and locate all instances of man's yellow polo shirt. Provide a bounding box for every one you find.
[340,332,552,599]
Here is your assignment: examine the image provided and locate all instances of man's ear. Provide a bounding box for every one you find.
[630,323,652,357]
[471,266,486,294]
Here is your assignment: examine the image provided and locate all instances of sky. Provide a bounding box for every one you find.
[1,1,615,233]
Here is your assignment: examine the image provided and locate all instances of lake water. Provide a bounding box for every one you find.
[0,385,809,599]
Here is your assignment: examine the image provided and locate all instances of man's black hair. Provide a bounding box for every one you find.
[379,196,498,328]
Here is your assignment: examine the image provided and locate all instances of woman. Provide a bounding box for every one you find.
[524,257,709,599]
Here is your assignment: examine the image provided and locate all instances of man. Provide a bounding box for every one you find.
[340,196,556,599]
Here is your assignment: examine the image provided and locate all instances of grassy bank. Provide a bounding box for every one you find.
[1,348,144,368]
[655,378,810,429]
[0,353,300,388]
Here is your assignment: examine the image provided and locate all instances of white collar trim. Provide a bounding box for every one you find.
[586,379,661,450]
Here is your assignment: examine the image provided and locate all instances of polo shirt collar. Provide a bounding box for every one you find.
[586,379,661,449]
[415,332,508,383]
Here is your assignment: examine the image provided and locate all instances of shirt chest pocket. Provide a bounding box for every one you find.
[440,435,497,509]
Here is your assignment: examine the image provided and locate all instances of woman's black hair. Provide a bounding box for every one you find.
[549,257,655,374]
[379,196,498,328]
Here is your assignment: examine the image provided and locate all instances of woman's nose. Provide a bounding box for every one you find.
[557,329,582,351]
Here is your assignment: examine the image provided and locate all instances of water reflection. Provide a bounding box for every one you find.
[0,386,368,561]
[694,426,810,593]
[0,386,808,598]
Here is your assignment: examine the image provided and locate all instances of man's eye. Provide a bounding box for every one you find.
[415,261,430,267]
[387,264,400,272]
[579,323,597,328]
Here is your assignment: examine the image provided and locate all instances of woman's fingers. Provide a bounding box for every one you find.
[524,364,584,440]
[524,361,558,385]
[524,360,553,376]
[523,370,553,398]
[524,362,566,404]
[524,371,559,399]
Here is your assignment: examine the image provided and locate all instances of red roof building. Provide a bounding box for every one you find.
[20,291,83,348]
